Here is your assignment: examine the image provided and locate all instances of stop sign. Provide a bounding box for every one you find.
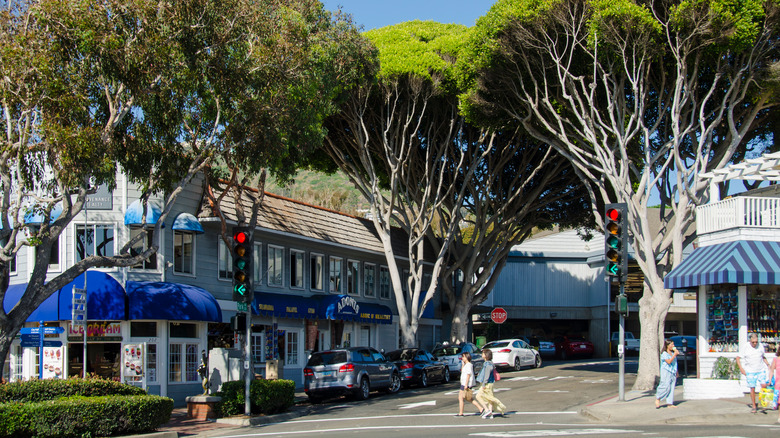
[490,307,508,324]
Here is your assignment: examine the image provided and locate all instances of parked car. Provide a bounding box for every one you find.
[385,348,450,387]
[670,335,697,362]
[611,331,640,356]
[521,336,556,358]
[482,338,542,370]
[432,342,484,376]
[303,347,401,403]
[554,336,595,360]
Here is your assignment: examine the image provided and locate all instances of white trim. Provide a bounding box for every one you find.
[700,151,780,182]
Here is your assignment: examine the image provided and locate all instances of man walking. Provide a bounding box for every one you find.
[736,333,770,413]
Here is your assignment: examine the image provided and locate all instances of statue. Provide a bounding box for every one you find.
[197,350,210,395]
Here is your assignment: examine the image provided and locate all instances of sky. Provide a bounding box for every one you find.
[320,0,495,30]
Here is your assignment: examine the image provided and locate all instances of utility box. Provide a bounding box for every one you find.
[208,348,242,391]
[266,359,284,380]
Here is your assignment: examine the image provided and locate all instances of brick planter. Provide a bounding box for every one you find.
[186,395,222,420]
[683,378,743,400]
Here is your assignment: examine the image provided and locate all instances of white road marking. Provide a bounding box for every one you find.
[398,400,436,409]
[549,376,576,381]
[509,376,548,381]
[538,390,569,393]
[582,379,612,383]
[470,428,641,437]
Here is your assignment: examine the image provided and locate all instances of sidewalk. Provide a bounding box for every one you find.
[580,386,780,425]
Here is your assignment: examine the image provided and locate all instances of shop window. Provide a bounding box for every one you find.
[268,245,284,287]
[286,332,299,366]
[347,260,360,296]
[125,344,157,383]
[379,266,391,299]
[364,264,376,298]
[173,231,194,274]
[129,228,158,270]
[290,250,304,289]
[168,343,198,382]
[310,254,324,291]
[185,344,198,382]
[130,322,157,338]
[169,344,181,381]
[329,257,342,293]
[76,224,115,261]
[218,239,230,280]
[169,322,197,338]
[748,286,779,352]
[706,285,739,352]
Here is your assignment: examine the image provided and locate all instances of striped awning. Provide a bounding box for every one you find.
[664,241,780,289]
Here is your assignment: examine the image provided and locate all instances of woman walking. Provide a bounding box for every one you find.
[655,339,680,409]
[476,349,507,419]
[456,352,484,416]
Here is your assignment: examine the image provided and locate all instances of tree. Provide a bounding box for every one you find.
[460,0,780,388]
[323,20,589,346]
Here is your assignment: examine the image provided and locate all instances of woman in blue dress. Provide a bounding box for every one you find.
[655,339,680,408]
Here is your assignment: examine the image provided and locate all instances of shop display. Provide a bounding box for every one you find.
[748,288,778,352]
[706,288,739,352]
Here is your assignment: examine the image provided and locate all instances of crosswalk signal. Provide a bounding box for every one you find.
[604,203,628,281]
[232,227,253,303]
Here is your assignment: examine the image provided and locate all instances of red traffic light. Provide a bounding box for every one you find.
[606,208,621,222]
[233,230,249,244]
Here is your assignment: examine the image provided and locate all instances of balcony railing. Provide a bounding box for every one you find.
[697,196,780,235]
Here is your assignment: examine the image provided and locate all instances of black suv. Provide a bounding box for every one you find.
[303,347,401,402]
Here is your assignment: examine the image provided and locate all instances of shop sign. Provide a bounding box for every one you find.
[68,321,122,341]
[337,296,359,315]
[42,347,64,379]
[359,311,391,322]
[123,344,145,379]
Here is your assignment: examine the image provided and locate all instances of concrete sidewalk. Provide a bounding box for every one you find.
[580,386,780,425]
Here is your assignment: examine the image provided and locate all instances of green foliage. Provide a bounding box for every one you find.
[216,379,295,417]
[0,376,146,403]
[0,394,173,438]
[710,357,740,380]
[670,0,766,52]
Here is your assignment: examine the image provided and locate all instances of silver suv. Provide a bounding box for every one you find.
[303,347,401,403]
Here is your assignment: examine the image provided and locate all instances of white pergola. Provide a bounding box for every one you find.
[700,151,780,183]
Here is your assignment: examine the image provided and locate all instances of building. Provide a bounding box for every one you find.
[2,173,440,405]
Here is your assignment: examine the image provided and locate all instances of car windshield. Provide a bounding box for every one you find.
[433,346,461,356]
[386,349,417,361]
[484,341,510,349]
[306,351,347,366]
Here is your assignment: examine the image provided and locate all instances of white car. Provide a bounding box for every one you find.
[432,342,483,376]
[482,338,542,371]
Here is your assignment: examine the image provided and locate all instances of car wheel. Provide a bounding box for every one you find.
[513,357,522,371]
[387,373,401,394]
[355,378,370,400]
[307,394,323,404]
[420,371,429,388]
[534,354,542,368]
[442,367,450,383]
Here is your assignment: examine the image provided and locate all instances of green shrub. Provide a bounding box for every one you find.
[216,379,295,417]
[0,376,146,403]
[711,356,740,380]
[0,394,173,438]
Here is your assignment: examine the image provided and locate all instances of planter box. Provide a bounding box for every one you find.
[683,378,743,400]
[186,395,222,420]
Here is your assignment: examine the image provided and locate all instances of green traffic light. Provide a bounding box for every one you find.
[606,235,620,249]
[607,263,620,275]
[236,259,246,270]
[234,284,247,295]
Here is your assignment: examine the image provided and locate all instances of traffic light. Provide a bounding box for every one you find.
[230,313,247,331]
[615,294,628,316]
[604,203,628,281]
[232,226,253,303]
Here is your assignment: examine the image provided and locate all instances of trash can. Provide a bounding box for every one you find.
[476,336,487,348]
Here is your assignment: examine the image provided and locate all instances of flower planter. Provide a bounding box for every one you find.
[683,378,743,400]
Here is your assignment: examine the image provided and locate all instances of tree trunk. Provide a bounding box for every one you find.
[449,301,471,343]
[634,279,671,390]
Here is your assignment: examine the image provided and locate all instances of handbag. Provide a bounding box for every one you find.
[493,368,501,381]
[464,386,474,401]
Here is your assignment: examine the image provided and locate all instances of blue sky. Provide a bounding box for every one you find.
[321,0,495,30]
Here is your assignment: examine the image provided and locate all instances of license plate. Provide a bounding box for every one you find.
[579,345,586,349]
[317,371,334,378]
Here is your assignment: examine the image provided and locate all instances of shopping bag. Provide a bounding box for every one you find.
[759,387,774,408]
[464,387,473,402]
[493,368,501,381]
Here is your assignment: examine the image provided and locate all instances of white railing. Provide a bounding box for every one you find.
[697,197,780,234]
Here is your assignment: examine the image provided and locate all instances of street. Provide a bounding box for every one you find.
[190,358,780,438]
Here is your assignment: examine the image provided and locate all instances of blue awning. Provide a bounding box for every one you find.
[127,281,221,322]
[664,241,780,289]
[172,213,204,234]
[124,200,164,227]
[318,295,393,325]
[253,292,320,319]
[3,271,126,322]
[24,203,62,226]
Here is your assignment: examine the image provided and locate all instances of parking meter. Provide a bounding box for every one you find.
[681,338,688,376]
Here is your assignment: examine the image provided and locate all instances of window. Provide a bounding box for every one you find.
[218,239,230,280]
[268,245,284,286]
[329,257,342,293]
[347,260,360,296]
[126,343,157,383]
[310,254,324,291]
[129,228,157,270]
[379,266,391,299]
[290,250,304,289]
[130,322,157,338]
[402,269,409,295]
[35,236,60,271]
[253,242,262,284]
[364,264,376,298]
[76,224,114,261]
[169,344,181,381]
[252,332,266,363]
[173,231,194,274]
[286,332,299,366]
[185,344,198,382]
[169,322,197,338]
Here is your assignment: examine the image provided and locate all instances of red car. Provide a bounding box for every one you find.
[554,336,594,360]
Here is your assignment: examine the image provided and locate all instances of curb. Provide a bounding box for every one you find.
[216,405,315,427]
[123,432,178,438]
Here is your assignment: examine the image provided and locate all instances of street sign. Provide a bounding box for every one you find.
[20,340,62,348]
[20,326,64,335]
[237,301,249,313]
[491,307,508,324]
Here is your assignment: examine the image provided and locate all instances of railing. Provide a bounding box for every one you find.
[697,197,780,235]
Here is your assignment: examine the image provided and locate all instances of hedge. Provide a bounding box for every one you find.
[0,394,173,437]
[0,377,146,403]
[217,379,295,417]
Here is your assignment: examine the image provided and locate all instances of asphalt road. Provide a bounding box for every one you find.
[201,358,780,438]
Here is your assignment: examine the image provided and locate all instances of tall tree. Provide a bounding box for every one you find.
[460,0,780,388]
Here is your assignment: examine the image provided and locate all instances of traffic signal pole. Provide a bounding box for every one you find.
[618,281,625,402]
[605,203,628,402]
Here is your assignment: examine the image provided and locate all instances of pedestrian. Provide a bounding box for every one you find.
[769,344,780,423]
[736,333,770,413]
[476,349,507,419]
[655,339,679,409]
[456,352,484,417]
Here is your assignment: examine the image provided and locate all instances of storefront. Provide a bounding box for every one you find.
[665,240,780,378]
